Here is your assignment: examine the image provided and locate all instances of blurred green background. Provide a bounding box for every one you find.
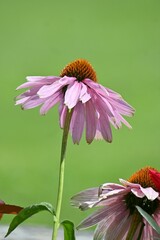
[0,0,160,228]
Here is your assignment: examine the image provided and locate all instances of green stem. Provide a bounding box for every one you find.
[126,212,142,240]
[52,109,73,240]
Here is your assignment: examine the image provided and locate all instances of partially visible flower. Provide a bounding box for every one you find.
[16,59,135,144]
[0,200,23,220]
[71,167,160,240]
[149,169,160,192]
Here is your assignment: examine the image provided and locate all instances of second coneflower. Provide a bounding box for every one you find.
[71,167,160,240]
[16,59,135,144]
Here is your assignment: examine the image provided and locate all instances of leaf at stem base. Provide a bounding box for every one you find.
[5,202,55,237]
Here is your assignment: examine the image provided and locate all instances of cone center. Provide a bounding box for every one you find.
[128,167,157,190]
[60,59,97,82]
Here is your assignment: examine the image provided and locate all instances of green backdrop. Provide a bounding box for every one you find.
[0,0,160,227]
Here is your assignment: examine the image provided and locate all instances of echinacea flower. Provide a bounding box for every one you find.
[16,59,134,144]
[71,167,160,240]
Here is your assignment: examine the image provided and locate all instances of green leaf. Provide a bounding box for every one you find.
[136,206,160,234]
[61,220,76,240]
[5,202,55,237]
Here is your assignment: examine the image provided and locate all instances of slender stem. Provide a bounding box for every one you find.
[52,109,73,240]
[126,212,142,240]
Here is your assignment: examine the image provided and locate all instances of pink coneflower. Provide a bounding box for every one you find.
[71,167,160,240]
[16,59,134,144]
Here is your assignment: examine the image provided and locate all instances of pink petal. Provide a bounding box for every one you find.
[97,113,112,143]
[59,104,67,128]
[79,83,91,103]
[70,102,85,144]
[131,188,145,198]
[16,82,41,90]
[22,97,45,110]
[15,96,30,105]
[101,188,129,200]
[110,112,132,129]
[84,79,110,98]
[95,121,103,140]
[108,97,134,117]
[94,219,110,240]
[38,76,75,98]
[77,207,109,230]
[71,188,99,210]
[17,76,60,90]
[100,182,126,192]
[92,96,113,142]
[64,81,81,109]
[140,187,159,200]
[105,211,130,240]
[85,99,97,143]
[119,179,141,188]
[40,92,62,115]
[26,76,60,82]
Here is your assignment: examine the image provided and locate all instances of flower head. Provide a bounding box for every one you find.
[16,59,134,144]
[71,167,160,240]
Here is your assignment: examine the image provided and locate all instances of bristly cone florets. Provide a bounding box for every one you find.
[60,59,97,82]
[128,166,158,191]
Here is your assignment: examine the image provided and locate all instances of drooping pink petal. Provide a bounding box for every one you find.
[38,76,75,98]
[92,95,113,142]
[105,211,130,240]
[26,76,60,82]
[97,111,112,142]
[59,103,67,128]
[94,121,103,140]
[22,96,45,110]
[102,188,129,200]
[40,92,63,115]
[77,206,110,230]
[84,79,110,99]
[107,97,134,117]
[113,112,132,129]
[16,81,42,90]
[16,96,30,105]
[71,188,99,210]
[17,76,59,90]
[100,182,126,193]
[64,81,81,109]
[85,99,97,143]
[131,188,145,198]
[79,82,91,103]
[119,179,141,188]
[142,220,154,239]
[70,102,85,144]
[140,187,159,200]
[94,218,111,240]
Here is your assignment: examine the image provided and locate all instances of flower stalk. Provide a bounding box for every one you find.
[52,109,73,240]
